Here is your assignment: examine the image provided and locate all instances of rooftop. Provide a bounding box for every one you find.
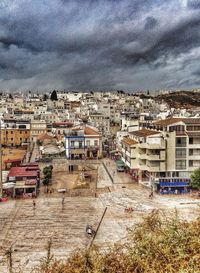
[122,137,138,146]
[154,117,200,126]
[154,118,183,126]
[131,128,159,137]
[84,127,100,136]
[8,167,38,178]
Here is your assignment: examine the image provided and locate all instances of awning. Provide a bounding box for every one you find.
[160,182,189,187]
[3,182,15,189]
[110,150,118,154]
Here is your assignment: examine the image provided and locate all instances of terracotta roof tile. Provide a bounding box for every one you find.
[84,127,100,135]
[8,167,38,178]
[154,118,200,126]
[37,133,53,141]
[154,118,183,126]
[131,128,159,137]
[122,137,138,146]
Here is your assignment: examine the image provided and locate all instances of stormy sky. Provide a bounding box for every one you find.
[1,0,200,92]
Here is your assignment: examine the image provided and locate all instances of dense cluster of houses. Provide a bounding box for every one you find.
[1,90,200,196]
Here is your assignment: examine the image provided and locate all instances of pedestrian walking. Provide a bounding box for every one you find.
[149,190,153,199]
[33,200,36,209]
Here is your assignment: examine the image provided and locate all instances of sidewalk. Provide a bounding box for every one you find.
[102,158,133,184]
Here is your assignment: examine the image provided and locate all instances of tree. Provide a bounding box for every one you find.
[43,94,49,101]
[43,165,53,180]
[43,177,50,186]
[36,139,43,146]
[50,90,58,101]
[190,167,200,190]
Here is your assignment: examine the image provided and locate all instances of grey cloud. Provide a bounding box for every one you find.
[187,0,200,9]
[0,0,200,91]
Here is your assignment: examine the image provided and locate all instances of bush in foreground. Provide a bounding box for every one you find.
[33,210,200,273]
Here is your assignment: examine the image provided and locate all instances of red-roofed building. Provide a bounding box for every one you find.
[6,164,40,197]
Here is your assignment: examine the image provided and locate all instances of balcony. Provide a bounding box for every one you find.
[176,143,187,147]
[188,165,200,171]
[139,153,147,160]
[188,154,200,160]
[85,145,99,151]
[70,148,85,154]
[139,141,165,150]
[147,163,160,172]
[140,151,165,161]
[146,162,165,172]
[188,143,200,149]
[147,154,165,161]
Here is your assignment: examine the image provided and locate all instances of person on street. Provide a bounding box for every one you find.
[149,190,153,199]
[33,200,36,209]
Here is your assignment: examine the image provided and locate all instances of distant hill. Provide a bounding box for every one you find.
[155,91,200,108]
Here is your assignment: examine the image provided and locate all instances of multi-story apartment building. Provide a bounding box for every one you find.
[89,113,111,137]
[121,118,200,190]
[52,122,73,135]
[1,118,30,147]
[40,112,59,123]
[30,120,47,142]
[65,127,102,159]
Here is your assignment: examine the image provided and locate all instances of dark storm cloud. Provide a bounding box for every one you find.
[187,0,200,9]
[0,0,200,91]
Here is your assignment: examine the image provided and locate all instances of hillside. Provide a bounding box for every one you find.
[155,91,200,109]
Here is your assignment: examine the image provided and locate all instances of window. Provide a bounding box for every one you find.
[189,138,193,144]
[19,125,26,129]
[86,140,90,147]
[79,141,83,148]
[176,149,186,158]
[71,141,75,148]
[94,140,98,146]
[11,131,13,134]
[176,137,186,147]
[189,149,193,156]
[176,160,186,170]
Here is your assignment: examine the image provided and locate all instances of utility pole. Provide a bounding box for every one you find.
[0,118,3,198]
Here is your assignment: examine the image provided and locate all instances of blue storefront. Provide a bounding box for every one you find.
[157,178,190,194]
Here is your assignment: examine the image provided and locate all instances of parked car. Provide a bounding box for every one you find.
[117,166,125,172]
[39,157,53,162]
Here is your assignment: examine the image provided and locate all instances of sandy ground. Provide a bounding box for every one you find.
[0,156,200,272]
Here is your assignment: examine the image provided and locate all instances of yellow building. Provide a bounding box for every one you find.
[2,119,30,147]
